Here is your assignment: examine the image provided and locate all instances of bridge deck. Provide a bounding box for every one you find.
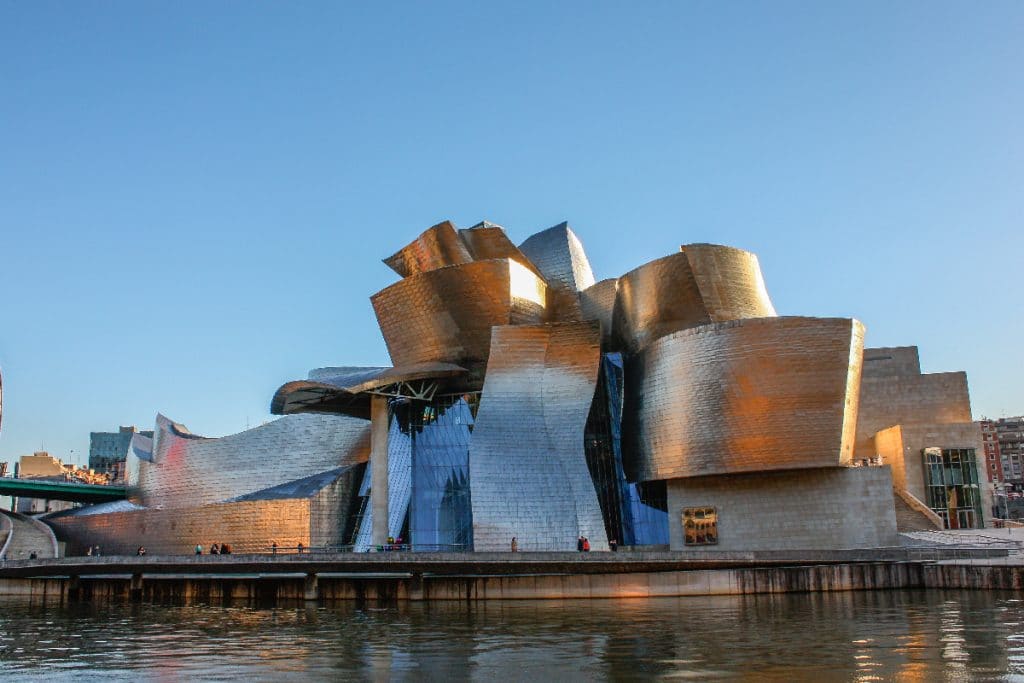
[0,478,127,503]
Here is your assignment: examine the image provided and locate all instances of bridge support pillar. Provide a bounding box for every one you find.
[67,575,80,601]
[409,571,424,601]
[130,573,143,602]
[304,572,319,602]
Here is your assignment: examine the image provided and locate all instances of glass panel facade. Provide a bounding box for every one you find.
[584,353,669,546]
[406,396,476,552]
[923,447,983,529]
[352,396,476,552]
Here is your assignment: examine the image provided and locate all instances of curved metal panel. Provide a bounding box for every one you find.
[622,316,864,481]
[383,220,473,278]
[371,258,547,370]
[469,321,609,551]
[613,245,777,353]
[458,222,545,280]
[680,243,776,320]
[613,252,711,353]
[139,413,370,509]
[578,277,619,348]
[271,362,468,416]
[44,466,363,555]
[518,222,596,291]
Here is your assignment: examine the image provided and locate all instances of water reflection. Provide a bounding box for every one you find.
[0,590,1022,681]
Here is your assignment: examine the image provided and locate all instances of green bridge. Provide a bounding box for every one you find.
[0,478,127,504]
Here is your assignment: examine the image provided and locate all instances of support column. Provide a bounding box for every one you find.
[304,572,319,601]
[130,573,143,602]
[370,394,389,548]
[67,575,80,601]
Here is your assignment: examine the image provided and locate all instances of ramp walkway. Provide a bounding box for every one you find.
[0,510,59,560]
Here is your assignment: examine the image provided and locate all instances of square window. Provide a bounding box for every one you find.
[682,507,718,546]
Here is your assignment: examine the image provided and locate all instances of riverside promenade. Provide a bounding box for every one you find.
[1,547,1021,602]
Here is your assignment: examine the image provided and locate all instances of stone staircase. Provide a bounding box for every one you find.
[0,510,58,560]
[894,494,942,532]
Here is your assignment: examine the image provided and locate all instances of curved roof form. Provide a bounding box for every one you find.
[518,222,596,292]
[138,412,371,509]
[383,220,473,278]
[271,362,469,416]
[372,258,546,370]
[458,221,546,280]
[613,244,776,353]
[679,243,776,321]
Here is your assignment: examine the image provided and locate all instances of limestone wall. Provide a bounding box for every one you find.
[666,466,899,552]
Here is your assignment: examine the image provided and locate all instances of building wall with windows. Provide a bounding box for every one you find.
[995,417,1024,486]
[874,423,991,529]
[89,426,153,481]
[979,419,1004,484]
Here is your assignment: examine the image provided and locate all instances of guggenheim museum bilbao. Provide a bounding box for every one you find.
[46,221,990,554]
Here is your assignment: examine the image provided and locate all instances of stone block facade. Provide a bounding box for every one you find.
[666,466,899,552]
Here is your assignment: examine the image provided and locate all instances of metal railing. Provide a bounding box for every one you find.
[261,543,471,555]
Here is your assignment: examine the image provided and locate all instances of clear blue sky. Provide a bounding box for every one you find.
[1,2,1021,467]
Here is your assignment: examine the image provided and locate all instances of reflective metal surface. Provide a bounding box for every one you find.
[623,317,864,481]
[518,222,596,292]
[383,220,472,278]
[46,470,362,555]
[470,321,608,551]
[578,277,619,347]
[679,243,776,321]
[47,414,370,554]
[458,221,545,280]
[613,244,776,354]
[271,362,468,416]
[371,258,547,369]
[137,413,370,509]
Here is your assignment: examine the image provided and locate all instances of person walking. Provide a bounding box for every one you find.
[577,536,584,552]
[582,537,591,552]
[510,537,518,552]
[194,544,203,555]
[271,541,278,555]
[609,538,618,552]
[297,542,305,554]
[210,543,220,555]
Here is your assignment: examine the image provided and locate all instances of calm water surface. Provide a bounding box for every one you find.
[1,590,1023,681]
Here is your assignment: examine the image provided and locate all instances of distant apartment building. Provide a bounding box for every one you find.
[89,426,153,482]
[14,452,76,514]
[995,417,1024,489]
[979,419,1004,484]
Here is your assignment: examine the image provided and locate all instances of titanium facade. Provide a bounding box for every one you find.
[137,413,370,509]
[52,217,968,554]
[623,317,865,481]
[371,258,547,371]
[469,322,609,551]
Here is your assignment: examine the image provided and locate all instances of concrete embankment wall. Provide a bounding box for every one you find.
[1,563,1020,602]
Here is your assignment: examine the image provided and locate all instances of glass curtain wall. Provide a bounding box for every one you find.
[923,447,984,529]
[584,353,669,546]
[405,395,477,552]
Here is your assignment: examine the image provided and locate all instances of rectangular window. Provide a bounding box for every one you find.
[682,507,718,545]
[922,447,984,529]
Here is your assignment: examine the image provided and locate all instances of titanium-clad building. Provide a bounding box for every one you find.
[47,218,987,554]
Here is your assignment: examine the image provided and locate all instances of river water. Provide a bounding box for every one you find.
[1,589,1022,681]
